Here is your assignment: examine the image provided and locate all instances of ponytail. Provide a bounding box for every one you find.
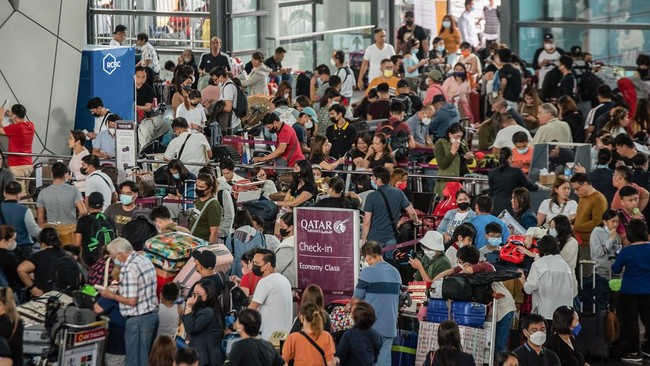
[300,303,324,337]
[498,147,512,171]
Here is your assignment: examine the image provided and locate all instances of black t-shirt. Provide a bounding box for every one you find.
[559,73,577,99]
[513,344,561,366]
[0,315,22,366]
[199,52,231,72]
[425,350,475,366]
[367,100,391,120]
[326,123,358,159]
[290,181,318,203]
[315,196,360,209]
[75,213,117,267]
[264,56,282,73]
[27,247,66,292]
[397,24,428,59]
[0,249,19,291]
[136,83,155,107]
[228,338,285,366]
[500,64,522,102]
[368,152,396,169]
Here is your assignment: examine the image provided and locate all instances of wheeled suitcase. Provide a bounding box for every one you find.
[144,232,208,271]
[426,299,450,323]
[575,259,610,360]
[451,301,487,328]
[392,330,418,366]
[174,243,234,296]
[23,323,51,356]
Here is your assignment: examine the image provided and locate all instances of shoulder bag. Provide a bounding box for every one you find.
[190,197,217,233]
[298,331,327,366]
[377,188,401,243]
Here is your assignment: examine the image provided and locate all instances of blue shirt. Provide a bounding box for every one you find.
[406,114,429,146]
[364,185,411,246]
[403,53,420,77]
[469,214,510,250]
[428,103,458,139]
[612,243,650,294]
[92,130,116,157]
[354,261,401,338]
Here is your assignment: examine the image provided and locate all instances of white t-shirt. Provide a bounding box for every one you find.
[447,211,469,235]
[85,171,116,211]
[176,104,207,126]
[537,199,578,224]
[220,81,241,129]
[493,124,533,149]
[109,39,121,46]
[93,112,112,134]
[363,43,396,82]
[537,50,562,87]
[336,66,354,98]
[164,131,211,175]
[252,272,293,339]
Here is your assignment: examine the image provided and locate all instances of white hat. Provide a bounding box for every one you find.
[420,231,445,251]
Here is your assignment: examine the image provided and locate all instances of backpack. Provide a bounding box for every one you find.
[274,107,298,126]
[577,71,604,104]
[48,254,85,294]
[226,81,249,119]
[541,66,563,101]
[378,122,410,160]
[85,213,117,265]
[216,272,250,314]
[393,94,414,118]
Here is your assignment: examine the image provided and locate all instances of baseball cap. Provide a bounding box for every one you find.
[192,250,216,269]
[420,231,445,251]
[405,10,414,18]
[432,94,446,104]
[114,24,127,34]
[544,33,554,41]
[88,192,104,209]
[299,106,318,129]
[397,79,410,88]
[570,46,582,57]
[427,69,444,82]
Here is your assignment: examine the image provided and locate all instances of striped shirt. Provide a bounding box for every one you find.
[118,252,158,317]
[354,261,401,338]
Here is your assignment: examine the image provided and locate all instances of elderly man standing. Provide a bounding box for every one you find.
[101,238,159,366]
[532,103,573,144]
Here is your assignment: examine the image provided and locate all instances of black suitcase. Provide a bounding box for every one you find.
[575,259,610,361]
[213,144,241,164]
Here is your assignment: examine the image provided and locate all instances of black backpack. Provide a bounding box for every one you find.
[226,82,249,119]
[378,122,410,160]
[541,66,563,101]
[394,94,414,118]
[217,272,250,314]
[85,213,117,265]
[48,253,85,294]
[577,71,605,105]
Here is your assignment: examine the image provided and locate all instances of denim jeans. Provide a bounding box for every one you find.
[381,238,398,261]
[124,312,159,366]
[495,311,515,353]
[271,73,293,85]
[378,336,394,366]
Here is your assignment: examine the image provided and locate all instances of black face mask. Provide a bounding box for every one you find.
[91,112,101,118]
[292,172,300,180]
[195,189,207,198]
[80,167,88,176]
[268,127,278,134]
[252,264,264,277]
[279,228,291,238]
[457,202,470,211]
[330,117,338,124]
[405,20,414,26]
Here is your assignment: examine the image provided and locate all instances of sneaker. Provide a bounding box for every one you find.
[621,352,643,363]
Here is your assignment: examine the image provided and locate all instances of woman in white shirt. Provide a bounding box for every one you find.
[537,177,578,226]
[250,166,277,199]
[68,130,90,194]
[176,89,207,133]
[237,51,271,96]
[523,215,579,271]
[519,235,578,320]
[275,212,296,288]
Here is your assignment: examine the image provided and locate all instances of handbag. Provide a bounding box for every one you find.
[605,305,620,342]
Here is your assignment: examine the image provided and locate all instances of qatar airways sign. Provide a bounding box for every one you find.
[294,208,359,301]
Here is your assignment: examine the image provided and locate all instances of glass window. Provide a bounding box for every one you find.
[232,0,258,13]
[519,0,650,24]
[349,1,372,27]
[232,17,259,52]
[279,4,314,37]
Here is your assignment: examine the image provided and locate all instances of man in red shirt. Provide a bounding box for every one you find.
[611,165,650,211]
[0,104,35,195]
[253,113,304,167]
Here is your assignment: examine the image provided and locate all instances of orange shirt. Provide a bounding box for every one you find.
[366,76,401,95]
[512,147,534,175]
[282,330,335,366]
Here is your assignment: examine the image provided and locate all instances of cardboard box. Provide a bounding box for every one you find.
[539,173,556,186]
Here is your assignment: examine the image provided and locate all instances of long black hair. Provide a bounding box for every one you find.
[434,320,464,366]
[550,215,573,252]
[291,159,316,192]
[497,147,512,171]
[192,279,222,319]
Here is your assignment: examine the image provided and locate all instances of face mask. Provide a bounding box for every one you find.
[454,71,466,78]
[371,180,378,190]
[268,127,278,134]
[457,202,470,211]
[330,117,338,124]
[292,172,301,180]
[423,248,437,259]
[316,79,323,87]
[487,237,502,246]
[314,175,322,181]
[442,21,451,29]
[91,112,101,118]
[184,57,191,63]
[191,102,200,107]
[421,117,431,126]
[182,85,192,91]
[528,330,547,346]
[284,93,290,100]
[6,240,16,251]
[251,264,264,277]
[544,43,554,51]
[516,147,529,155]
[383,70,393,78]
[108,128,116,135]
[80,167,88,176]
[120,194,134,205]
[195,189,207,198]
[604,226,610,234]
[436,45,445,52]
[114,257,123,267]
[330,101,339,106]
[412,48,419,55]
[405,20,414,26]
[172,173,180,179]
[279,228,291,238]
[396,181,407,191]
[330,58,337,66]
[572,322,582,336]
[548,228,558,237]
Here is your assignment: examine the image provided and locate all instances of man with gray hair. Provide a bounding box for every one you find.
[532,103,573,144]
[100,237,158,366]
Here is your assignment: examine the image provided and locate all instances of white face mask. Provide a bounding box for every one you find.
[184,57,191,63]
[330,58,337,67]
[544,43,554,51]
[108,128,116,135]
[421,117,431,126]
[528,330,546,346]
[423,248,437,259]
[7,239,16,251]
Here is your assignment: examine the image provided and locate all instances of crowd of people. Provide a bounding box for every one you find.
[3,1,650,365]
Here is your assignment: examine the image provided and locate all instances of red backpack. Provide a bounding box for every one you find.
[499,235,538,264]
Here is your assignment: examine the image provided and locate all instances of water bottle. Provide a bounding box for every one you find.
[564,165,571,178]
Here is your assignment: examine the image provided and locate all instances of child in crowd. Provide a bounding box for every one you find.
[480,222,504,262]
[617,185,645,245]
[230,248,262,297]
[511,131,533,175]
[158,282,182,339]
[444,222,477,267]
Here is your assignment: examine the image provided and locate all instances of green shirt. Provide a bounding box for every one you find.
[190,197,222,242]
[414,253,452,281]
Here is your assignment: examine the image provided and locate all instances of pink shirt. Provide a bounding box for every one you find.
[424,84,447,105]
[442,77,471,103]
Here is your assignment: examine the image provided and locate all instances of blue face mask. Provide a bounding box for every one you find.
[172,173,180,180]
[120,194,134,205]
[487,237,502,246]
[436,45,445,52]
[371,180,378,190]
[572,322,582,336]
[113,257,123,267]
[548,228,558,237]
[454,71,466,78]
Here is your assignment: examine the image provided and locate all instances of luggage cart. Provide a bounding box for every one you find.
[56,318,110,366]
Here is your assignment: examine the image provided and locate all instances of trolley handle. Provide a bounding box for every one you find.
[63,317,110,330]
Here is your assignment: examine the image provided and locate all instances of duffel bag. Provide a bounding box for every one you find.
[242,199,279,222]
